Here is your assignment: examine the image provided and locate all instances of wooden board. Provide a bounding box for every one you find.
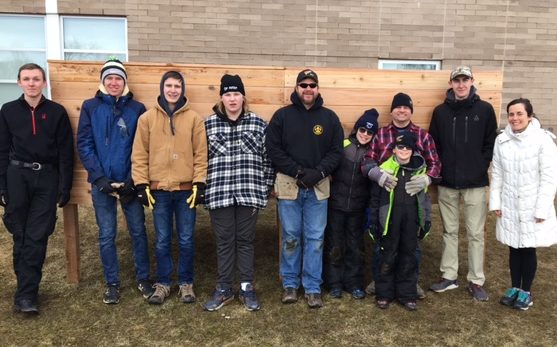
[49,60,503,207]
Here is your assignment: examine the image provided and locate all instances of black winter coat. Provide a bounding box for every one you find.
[428,87,497,189]
[329,135,371,212]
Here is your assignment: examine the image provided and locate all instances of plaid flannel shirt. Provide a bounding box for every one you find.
[362,122,441,179]
[205,111,275,210]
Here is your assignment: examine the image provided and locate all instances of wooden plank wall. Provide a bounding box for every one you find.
[48,61,503,206]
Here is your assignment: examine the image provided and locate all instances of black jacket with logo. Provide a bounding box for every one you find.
[266,91,344,177]
[428,87,497,189]
[0,95,74,192]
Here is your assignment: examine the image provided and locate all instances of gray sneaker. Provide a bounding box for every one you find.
[416,284,426,299]
[468,282,489,301]
[430,278,459,293]
[365,281,375,295]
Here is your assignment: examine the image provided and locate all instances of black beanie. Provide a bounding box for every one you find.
[391,92,413,113]
[220,74,245,96]
[355,108,379,134]
[394,133,417,152]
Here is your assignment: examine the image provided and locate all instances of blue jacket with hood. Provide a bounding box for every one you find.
[77,89,146,183]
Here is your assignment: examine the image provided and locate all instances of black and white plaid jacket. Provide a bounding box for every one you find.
[204,110,275,210]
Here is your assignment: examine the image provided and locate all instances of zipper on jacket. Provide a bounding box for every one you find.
[31,107,37,135]
[451,116,456,144]
[464,116,469,143]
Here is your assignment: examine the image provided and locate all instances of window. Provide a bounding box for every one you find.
[61,17,127,61]
[0,15,47,106]
[378,60,441,71]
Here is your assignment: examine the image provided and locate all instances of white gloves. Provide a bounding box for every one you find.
[405,174,431,196]
[368,166,398,192]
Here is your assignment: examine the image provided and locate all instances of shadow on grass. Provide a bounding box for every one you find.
[1,199,557,346]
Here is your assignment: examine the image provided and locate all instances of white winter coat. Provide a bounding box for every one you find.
[489,119,557,248]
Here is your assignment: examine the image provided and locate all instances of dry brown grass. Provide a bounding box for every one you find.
[1,199,557,346]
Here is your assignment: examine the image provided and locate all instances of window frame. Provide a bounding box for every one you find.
[60,15,128,62]
[378,59,441,71]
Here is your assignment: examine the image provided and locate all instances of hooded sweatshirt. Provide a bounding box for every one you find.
[131,73,207,190]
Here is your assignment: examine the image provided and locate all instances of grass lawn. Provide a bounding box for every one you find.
[1,199,557,346]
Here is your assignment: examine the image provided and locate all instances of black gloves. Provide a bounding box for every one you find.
[418,221,432,240]
[94,176,116,194]
[118,179,137,204]
[186,183,206,208]
[296,168,325,189]
[57,190,70,208]
[136,184,155,208]
[0,189,8,207]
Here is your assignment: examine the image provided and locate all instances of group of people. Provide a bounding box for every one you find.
[1,61,556,315]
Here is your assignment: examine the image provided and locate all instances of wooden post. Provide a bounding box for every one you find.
[63,204,80,283]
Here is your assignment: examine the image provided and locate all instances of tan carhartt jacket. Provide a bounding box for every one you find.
[132,101,207,191]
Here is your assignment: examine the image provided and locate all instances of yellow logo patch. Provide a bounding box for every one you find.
[313,125,323,135]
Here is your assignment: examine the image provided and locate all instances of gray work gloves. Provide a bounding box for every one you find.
[368,166,398,192]
[405,174,431,196]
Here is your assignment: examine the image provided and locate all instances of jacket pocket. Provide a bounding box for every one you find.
[274,172,299,200]
[208,134,227,158]
[240,131,262,154]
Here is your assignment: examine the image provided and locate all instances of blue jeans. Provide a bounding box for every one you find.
[151,190,196,286]
[92,186,150,286]
[278,188,327,294]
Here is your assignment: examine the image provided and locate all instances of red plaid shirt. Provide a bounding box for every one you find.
[363,122,441,179]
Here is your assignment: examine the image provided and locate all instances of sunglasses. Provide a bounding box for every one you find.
[395,144,412,151]
[357,127,374,136]
[298,83,318,89]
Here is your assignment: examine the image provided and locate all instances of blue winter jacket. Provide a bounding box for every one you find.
[77,90,146,183]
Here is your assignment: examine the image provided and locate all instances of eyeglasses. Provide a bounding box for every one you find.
[298,83,318,89]
[395,144,412,151]
[357,127,374,136]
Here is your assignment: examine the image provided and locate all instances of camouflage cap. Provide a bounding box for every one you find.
[450,65,473,80]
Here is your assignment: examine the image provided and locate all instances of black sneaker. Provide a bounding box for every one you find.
[239,284,260,311]
[13,299,39,315]
[138,280,155,299]
[103,285,120,304]
[203,286,235,311]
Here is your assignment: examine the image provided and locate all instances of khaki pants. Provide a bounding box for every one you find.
[437,186,487,286]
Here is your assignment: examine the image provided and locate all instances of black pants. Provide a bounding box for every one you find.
[209,206,258,289]
[375,203,418,303]
[509,247,537,292]
[2,165,58,304]
[324,208,365,290]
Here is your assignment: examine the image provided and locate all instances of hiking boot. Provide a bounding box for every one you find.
[328,287,342,299]
[416,284,426,299]
[305,293,323,309]
[430,278,458,293]
[500,287,520,307]
[513,290,533,311]
[13,299,39,315]
[137,279,155,299]
[400,300,417,311]
[351,288,366,300]
[148,283,170,305]
[103,285,120,304]
[239,284,260,311]
[203,286,235,311]
[376,299,390,309]
[468,282,489,301]
[281,287,298,304]
[365,281,375,295]
[179,283,196,304]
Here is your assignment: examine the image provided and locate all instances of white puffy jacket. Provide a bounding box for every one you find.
[489,119,557,248]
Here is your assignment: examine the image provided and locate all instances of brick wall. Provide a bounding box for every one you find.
[5,0,557,132]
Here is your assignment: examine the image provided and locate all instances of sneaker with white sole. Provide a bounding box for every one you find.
[468,282,489,301]
[103,285,120,304]
[513,290,533,310]
[430,278,458,293]
[500,287,520,307]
